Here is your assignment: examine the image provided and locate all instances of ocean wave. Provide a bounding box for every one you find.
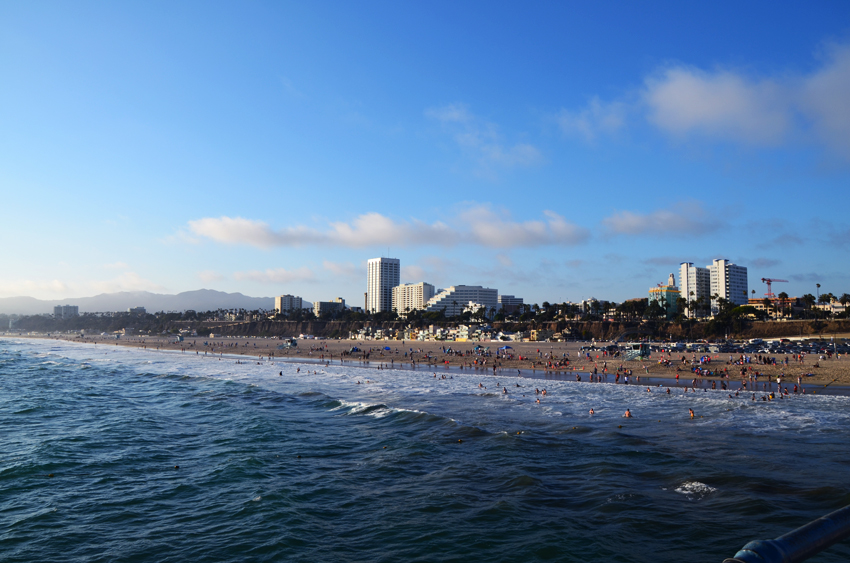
[674,481,716,500]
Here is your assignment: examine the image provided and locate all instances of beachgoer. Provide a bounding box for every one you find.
[623,409,632,418]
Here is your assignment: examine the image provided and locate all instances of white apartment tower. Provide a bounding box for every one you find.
[275,294,303,314]
[392,282,435,314]
[708,259,749,313]
[366,257,400,313]
[679,263,710,317]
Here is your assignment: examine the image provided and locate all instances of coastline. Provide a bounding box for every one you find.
[11,333,850,394]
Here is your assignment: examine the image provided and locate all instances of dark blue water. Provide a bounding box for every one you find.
[2,338,850,562]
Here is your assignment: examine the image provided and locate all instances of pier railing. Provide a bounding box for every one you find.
[723,504,850,563]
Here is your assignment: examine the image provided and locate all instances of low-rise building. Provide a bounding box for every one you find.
[314,298,345,317]
[425,285,498,317]
[648,273,680,318]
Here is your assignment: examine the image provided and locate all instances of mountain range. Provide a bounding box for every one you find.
[0,290,309,316]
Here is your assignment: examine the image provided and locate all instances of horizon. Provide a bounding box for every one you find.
[2,1,849,306]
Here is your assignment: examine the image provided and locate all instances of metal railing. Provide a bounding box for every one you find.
[723,504,850,563]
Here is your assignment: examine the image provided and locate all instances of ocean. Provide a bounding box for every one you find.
[2,338,849,562]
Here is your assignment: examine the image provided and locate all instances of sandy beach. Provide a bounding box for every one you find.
[25,333,850,391]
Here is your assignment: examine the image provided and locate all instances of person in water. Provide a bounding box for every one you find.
[623,409,632,418]
[689,408,695,419]
[589,408,594,415]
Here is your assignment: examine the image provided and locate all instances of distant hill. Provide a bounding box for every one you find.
[0,289,308,315]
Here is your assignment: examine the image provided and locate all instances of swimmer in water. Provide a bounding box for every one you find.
[589,408,594,415]
[623,409,632,418]
[536,398,540,404]
[503,387,508,394]
[689,408,695,419]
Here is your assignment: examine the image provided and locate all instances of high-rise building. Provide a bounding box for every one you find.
[54,305,79,319]
[425,285,498,317]
[392,282,435,314]
[274,294,303,314]
[497,294,524,314]
[366,257,400,313]
[679,262,711,317]
[708,259,748,312]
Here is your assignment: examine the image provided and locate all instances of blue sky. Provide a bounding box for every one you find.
[2,1,849,306]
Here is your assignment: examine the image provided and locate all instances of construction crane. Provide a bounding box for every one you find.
[761,278,788,299]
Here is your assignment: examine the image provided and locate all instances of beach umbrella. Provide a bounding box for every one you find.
[499,345,513,350]
[384,346,391,351]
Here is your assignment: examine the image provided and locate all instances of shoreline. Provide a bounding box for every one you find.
[10,334,850,396]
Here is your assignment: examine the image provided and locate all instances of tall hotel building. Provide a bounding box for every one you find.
[679,259,748,316]
[709,258,748,311]
[679,263,710,317]
[366,257,400,313]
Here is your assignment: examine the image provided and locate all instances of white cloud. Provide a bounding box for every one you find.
[644,67,790,145]
[233,267,315,284]
[0,279,69,298]
[0,273,166,299]
[559,43,850,160]
[188,216,290,248]
[188,207,589,249]
[198,270,225,283]
[90,272,167,294]
[557,97,627,141]
[461,207,589,246]
[323,260,358,278]
[401,265,427,281]
[496,254,513,267]
[800,44,850,160]
[426,103,472,123]
[601,202,722,236]
[426,103,543,170]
